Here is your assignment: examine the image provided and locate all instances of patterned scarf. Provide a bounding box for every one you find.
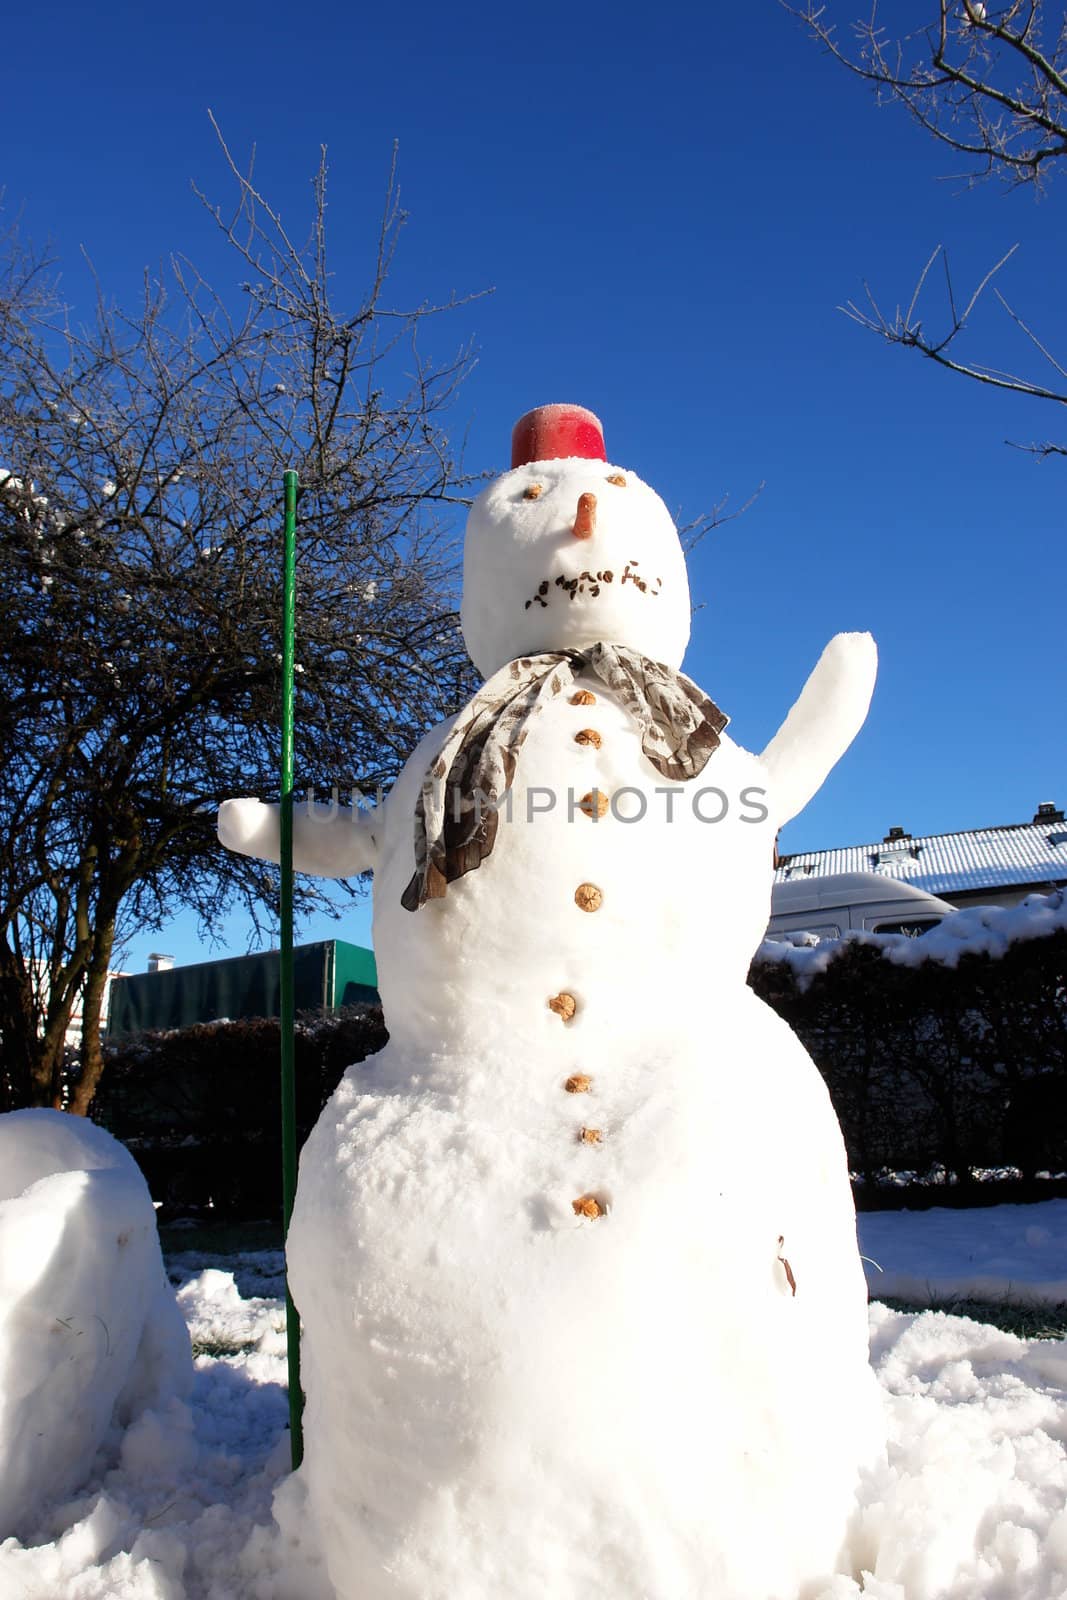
[401,643,727,911]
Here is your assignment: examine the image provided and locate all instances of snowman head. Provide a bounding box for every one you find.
[461,404,691,680]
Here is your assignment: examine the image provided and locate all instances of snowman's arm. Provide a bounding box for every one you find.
[760,632,877,828]
[217,797,382,878]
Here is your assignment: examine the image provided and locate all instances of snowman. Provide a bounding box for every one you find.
[220,404,885,1600]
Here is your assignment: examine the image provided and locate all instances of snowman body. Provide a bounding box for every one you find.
[287,697,884,1600]
[275,429,886,1600]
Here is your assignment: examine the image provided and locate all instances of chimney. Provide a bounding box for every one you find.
[147,952,175,973]
[1034,801,1064,824]
[884,825,911,842]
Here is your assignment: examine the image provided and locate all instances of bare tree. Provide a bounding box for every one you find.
[784,1,1067,456]
[0,132,482,1114]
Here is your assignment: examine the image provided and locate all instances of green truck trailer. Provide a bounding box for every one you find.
[107,939,378,1036]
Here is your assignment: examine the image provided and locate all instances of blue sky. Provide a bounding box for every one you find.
[6,1,1065,967]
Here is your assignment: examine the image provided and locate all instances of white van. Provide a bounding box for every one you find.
[766,872,956,943]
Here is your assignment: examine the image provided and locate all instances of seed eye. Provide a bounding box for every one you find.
[607,473,626,487]
[523,483,543,500]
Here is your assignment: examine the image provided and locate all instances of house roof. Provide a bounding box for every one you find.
[775,810,1067,898]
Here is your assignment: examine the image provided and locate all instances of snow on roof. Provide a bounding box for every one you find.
[775,814,1067,897]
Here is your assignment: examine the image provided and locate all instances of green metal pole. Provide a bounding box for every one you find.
[280,469,304,1468]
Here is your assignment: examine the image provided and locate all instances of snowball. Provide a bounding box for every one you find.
[460,456,691,677]
[0,1110,191,1540]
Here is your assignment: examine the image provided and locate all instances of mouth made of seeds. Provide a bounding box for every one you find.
[523,561,662,611]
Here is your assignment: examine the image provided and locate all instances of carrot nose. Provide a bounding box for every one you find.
[573,493,597,540]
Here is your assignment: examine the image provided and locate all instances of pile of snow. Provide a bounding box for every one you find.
[852,1300,1067,1599]
[0,1251,326,1600]
[0,1110,192,1540]
[757,888,1067,984]
[2,1207,1067,1596]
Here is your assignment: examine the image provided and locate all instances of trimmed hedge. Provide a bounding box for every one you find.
[749,929,1067,1187]
[95,1007,387,1217]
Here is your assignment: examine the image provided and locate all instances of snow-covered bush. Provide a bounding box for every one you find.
[750,895,1067,1186]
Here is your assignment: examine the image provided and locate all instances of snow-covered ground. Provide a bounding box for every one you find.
[862,1199,1067,1307]
[3,1204,1067,1599]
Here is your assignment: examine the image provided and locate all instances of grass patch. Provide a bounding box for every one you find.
[190,1337,260,1358]
[881,1295,1067,1340]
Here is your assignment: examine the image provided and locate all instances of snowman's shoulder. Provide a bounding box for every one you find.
[700,727,769,782]
[398,712,463,783]
[386,714,465,818]
[713,728,758,762]
[684,728,778,831]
